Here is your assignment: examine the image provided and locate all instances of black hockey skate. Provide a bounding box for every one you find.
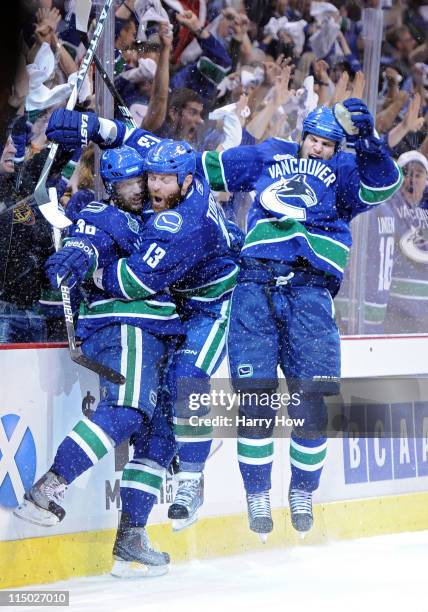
[246,490,273,543]
[13,471,67,527]
[111,513,170,578]
[288,486,313,535]
[168,472,204,531]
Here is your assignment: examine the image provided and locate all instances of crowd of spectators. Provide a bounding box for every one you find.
[1,0,428,343]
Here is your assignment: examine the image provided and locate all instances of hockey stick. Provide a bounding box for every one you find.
[74,0,137,128]
[92,51,137,127]
[60,276,126,385]
[34,0,115,229]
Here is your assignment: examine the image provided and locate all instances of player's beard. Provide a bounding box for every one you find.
[115,191,144,214]
[114,182,147,214]
[150,187,182,213]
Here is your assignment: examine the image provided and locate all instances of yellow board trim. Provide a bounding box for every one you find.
[2,492,428,588]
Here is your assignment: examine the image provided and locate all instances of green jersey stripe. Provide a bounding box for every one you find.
[202,151,227,191]
[172,266,239,300]
[391,277,428,298]
[79,299,178,320]
[237,440,274,458]
[243,218,349,272]
[72,420,109,460]
[123,325,137,407]
[118,259,155,299]
[121,468,163,490]
[196,300,230,373]
[290,457,326,472]
[173,423,214,437]
[359,164,403,205]
[67,431,99,465]
[290,445,326,466]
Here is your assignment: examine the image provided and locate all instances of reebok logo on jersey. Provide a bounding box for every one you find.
[154,211,183,233]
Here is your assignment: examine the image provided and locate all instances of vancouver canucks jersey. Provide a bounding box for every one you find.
[334,199,396,334]
[387,191,428,331]
[66,201,182,338]
[100,176,238,312]
[198,137,402,280]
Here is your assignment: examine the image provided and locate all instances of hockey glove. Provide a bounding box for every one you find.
[46,109,101,150]
[11,116,32,163]
[333,97,374,142]
[45,236,98,289]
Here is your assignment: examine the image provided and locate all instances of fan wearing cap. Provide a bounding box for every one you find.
[385,150,428,333]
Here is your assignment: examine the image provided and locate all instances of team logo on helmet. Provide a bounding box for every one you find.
[173,144,188,156]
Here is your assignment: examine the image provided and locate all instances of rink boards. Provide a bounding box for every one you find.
[1,336,428,587]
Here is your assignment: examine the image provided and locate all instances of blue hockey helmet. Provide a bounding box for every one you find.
[100,145,145,193]
[302,106,345,143]
[144,139,196,186]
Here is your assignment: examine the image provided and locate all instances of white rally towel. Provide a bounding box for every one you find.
[134,0,171,41]
[121,57,157,82]
[25,42,91,111]
[263,17,307,56]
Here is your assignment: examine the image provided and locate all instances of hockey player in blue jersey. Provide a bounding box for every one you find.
[43,105,242,532]
[196,100,402,538]
[43,101,402,539]
[93,139,240,531]
[14,146,182,578]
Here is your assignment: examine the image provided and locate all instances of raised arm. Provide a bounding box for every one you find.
[142,22,172,132]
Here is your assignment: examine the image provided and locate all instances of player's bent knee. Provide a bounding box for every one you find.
[90,403,145,446]
[176,376,211,419]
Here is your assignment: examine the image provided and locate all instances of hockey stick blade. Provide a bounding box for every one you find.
[39,188,72,229]
[61,281,126,385]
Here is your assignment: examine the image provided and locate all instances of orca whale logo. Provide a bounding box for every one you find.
[273,174,317,207]
[400,227,428,263]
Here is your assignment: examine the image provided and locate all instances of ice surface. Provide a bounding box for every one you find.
[11,530,428,612]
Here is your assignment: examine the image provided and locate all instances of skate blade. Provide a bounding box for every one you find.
[111,559,169,579]
[13,499,61,527]
[258,533,269,544]
[171,514,198,532]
